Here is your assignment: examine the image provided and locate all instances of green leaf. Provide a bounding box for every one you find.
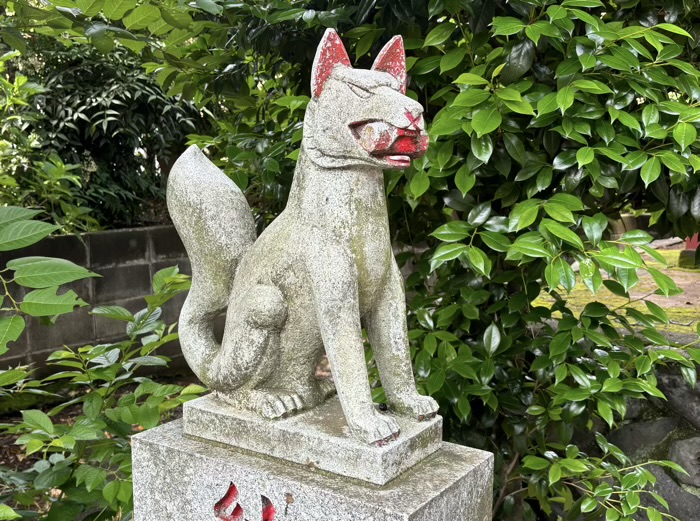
[0,221,59,252]
[0,369,27,387]
[549,463,562,485]
[83,393,104,419]
[467,246,492,277]
[492,17,525,36]
[0,316,24,355]
[541,220,584,249]
[647,507,662,521]
[510,236,551,258]
[103,480,120,504]
[9,257,98,288]
[0,505,21,520]
[195,0,223,15]
[655,23,692,38]
[543,202,576,223]
[472,106,502,137]
[549,193,584,211]
[440,47,468,73]
[483,323,501,355]
[75,464,107,492]
[0,207,42,227]
[431,221,471,242]
[22,409,53,434]
[123,4,161,30]
[643,104,659,127]
[468,202,491,226]
[620,230,653,245]
[648,267,680,296]
[641,157,661,187]
[556,86,574,114]
[20,287,88,317]
[454,73,489,86]
[424,23,456,47]
[104,0,136,19]
[576,147,595,168]
[455,164,476,196]
[453,89,491,107]
[410,170,430,197]
[673,122,697,150]
[90,305,134,321]
[431,243,468,271]
[509,200,541,231]
[537,93,558,115]
[479,231,511,252]
[76,0,105,17]
[594,249,641,269]
[471,134,493,163]
[502,99,535,115]
[582,214,608,245]
[645,301,669,323]
[522,455,549,470]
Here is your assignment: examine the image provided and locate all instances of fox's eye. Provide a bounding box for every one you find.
[349,83,373,99]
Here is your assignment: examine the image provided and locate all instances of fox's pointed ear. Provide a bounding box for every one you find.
[311,29,351,99]
[372,36,407,94]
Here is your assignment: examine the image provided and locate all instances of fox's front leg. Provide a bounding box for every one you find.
[365,260,439,421]
[306,237,400,445]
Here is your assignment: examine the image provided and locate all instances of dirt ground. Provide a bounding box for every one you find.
[536,241,700,343]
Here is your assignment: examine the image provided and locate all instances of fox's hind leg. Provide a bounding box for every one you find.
[209,285,287,404]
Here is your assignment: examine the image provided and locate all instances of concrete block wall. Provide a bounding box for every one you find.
[0,225,191,371]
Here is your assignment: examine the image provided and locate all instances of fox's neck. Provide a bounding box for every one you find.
[286,142,387,225]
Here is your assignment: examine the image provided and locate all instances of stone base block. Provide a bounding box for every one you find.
[183,394,443,485]
[133,420,493,521]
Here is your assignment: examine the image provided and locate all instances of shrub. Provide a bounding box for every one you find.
[0,206,200,520]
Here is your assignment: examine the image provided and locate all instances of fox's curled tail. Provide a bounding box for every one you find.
[167,146,256,384]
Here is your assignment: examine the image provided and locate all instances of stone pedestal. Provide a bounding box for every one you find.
[183,394,443,485]
[133,395,494,521]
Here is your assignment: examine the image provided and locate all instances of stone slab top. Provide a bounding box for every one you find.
[182,394,443,485]
[133,419,494,521]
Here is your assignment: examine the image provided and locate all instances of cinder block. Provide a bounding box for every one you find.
[93,264,151,302]
[150,226,187,260]
[89,228,149,268]
[25,303,95,355]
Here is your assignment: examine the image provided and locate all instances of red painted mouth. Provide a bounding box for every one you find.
[350,120,429,169]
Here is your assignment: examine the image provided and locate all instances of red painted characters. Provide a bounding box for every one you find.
[214,482,276,521]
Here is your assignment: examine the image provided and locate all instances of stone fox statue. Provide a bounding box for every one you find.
[167,29,438,445]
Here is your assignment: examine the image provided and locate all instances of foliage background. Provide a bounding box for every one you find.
[0,27,206,231]
[3,0,700,520]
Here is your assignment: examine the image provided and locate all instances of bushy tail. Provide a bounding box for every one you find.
[167,145,256,383]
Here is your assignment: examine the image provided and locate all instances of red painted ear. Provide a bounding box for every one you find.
[311,29,351,99]
[372,36,407,94]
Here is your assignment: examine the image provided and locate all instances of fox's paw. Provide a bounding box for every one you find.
[317,377,336,399]
[349,407,401,446]
[250,390,304,419]
[390,394,439,421]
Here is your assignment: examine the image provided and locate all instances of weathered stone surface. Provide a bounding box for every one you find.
[668,437,700,487]
[184,394,442,485]
[133,420,493,521]
[167,29,438,445]
[637,465,700,521]
[656,372,700,431]
[607,418,677,461]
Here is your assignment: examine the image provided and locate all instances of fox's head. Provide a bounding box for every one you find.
[302,29,429,170]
